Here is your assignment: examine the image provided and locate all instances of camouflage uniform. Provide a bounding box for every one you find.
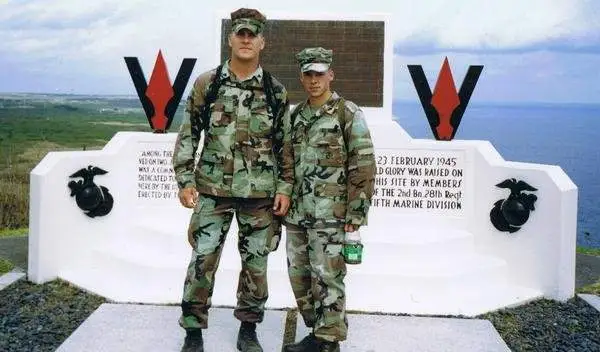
[172,9,294,331]
[284,48,376,343]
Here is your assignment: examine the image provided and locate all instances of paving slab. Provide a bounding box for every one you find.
[578,294,600,312]
[56,304,287,352]
[0,269,25,290]
[294,313,510,352]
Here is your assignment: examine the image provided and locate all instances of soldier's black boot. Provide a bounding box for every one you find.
[181,329,204,352]
[282,333,318,351]
[318,340,340,352]
[236,322,263,352]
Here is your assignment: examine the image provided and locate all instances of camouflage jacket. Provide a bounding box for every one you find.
[172,60,294,198]
[285,92,376,228]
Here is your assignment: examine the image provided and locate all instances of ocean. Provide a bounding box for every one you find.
[392,101,600,249]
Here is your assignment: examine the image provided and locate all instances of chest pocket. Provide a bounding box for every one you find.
[249,91,273,139]
[209,88,235,128]
[314,119,345,167]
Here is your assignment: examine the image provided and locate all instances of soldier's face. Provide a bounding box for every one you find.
[300,70,334,98]
[229,29,265,61]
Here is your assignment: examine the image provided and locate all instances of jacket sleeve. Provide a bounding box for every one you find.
[172,74,210,190]
[344,105,376,226]
[272,88,294,196]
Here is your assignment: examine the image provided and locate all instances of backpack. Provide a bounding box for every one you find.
[191,64,283,155]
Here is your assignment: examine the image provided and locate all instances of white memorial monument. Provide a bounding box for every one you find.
[28,12,577,317]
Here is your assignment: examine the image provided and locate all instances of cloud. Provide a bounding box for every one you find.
[392,0,600,54]
[393,50,600,104]
[3,0,599,59]
[0,0,218,93]
[0,0,599,102]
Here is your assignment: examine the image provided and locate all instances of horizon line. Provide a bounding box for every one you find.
[1,92,599,108]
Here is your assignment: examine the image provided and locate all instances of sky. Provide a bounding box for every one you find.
[0,0,599,104]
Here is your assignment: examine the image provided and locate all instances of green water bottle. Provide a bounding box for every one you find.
[343,230,363,264]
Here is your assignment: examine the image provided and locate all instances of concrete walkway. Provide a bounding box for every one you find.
[55,303,511,352]
[578,294,600,312]
[56,304,287,352]
[294,313,510,351]
[0,269,25,290]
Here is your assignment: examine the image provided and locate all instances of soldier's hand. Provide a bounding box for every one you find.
[344,224,358,232]
[179,187,198,209]
[273,194,290,216]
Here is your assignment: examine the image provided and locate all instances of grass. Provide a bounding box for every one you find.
[484,311,521,344]
[578,282,600,295]
[0,257,14,275]
[576,245,600,295]
[578,246,600,257]
[0,228,28,238]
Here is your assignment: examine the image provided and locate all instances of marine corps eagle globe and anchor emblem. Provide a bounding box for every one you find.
[68,166,114,218]
[490,178,538,233]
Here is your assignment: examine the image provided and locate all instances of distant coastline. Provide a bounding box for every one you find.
[394,99,600,110]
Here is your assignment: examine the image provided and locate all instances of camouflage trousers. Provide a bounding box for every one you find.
[285,223,348,342]
[179,194,281,330]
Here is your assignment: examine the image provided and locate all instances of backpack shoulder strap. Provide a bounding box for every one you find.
[263,70,287,141]
[338,98,346,128]
[263,70,282,119]
[262,70,276,112]
[290,100,306,129]
[200,64,224,130]
[290,100,304,118]
[337,97,348,145]
[191,64,223,156]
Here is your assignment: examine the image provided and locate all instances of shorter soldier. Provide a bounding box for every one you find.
[282,48,376,352]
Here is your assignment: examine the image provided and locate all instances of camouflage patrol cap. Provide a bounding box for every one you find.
[231,8,266,35]
[296,47,333,73]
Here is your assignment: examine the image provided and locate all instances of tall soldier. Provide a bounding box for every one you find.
[172,8,294,352]
[282,47,376,352]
